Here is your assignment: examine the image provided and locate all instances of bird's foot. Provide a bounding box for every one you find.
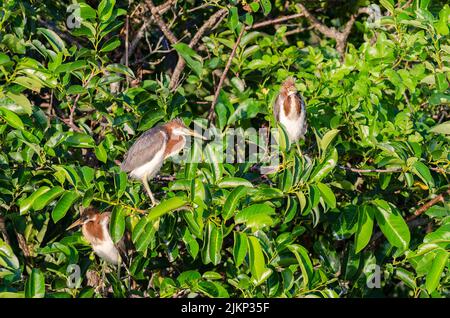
[149,199,160,207]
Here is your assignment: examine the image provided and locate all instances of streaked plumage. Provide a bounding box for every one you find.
[67,207,130,265]
[274,77,307,143]
[120,118,205,205]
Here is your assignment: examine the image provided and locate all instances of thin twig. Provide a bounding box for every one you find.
[68,69,96,131]
[208,26,246,124]
[92,197,147,214]
[123,0,175,64]
[246,13,305,30]
[338,165,402,173]
[170,8,228,90]
[284,26,314,37]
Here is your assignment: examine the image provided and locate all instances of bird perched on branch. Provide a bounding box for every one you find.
[273,77,307,144]
[67,207,130,265]
[120,118,206,206]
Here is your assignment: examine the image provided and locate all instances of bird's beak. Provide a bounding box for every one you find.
[67,218,83,231]
[183,128,207,140]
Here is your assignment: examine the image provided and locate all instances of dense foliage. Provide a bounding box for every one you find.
[0,0,449,298]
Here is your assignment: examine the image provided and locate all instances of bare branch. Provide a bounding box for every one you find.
[414,187,450,216]
[297,3,370,57]
[246,13,305,30]
[338,165,403,173]
[208,26,246,123]
[121,1,174,64]
[145,0,179,45]
[170,8,228,90]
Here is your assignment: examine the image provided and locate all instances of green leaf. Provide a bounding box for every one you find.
[114,171,127,198]
[227,99,261,125]
[320,129,340,154]
[310,148,338,182]
[202,221,223,265]
[172,43,203,77]
[355,205,375,253]
[2,92,32,115]
[0,107,24,130]
[148,196,189,221]
[20,186,51,214]
[228,7,239,31]
[317,182,336,209]
[373,199,410,252]
[222,185,248,220]
[261,0,272,15]
[25,269,45,298]
[288,244,313,288]
[109,206,125,243]
[132,217,155,252]
[32,186,64,211]
[2,34,26,54]
[37,28,66,53]
[100,36,121,52]
[98,0,116,21]
[217,177,253,189]
[52,191,79,223]
[284,195,299,223]
[182,229,199,259]
[412,161,434,188]
[425,249,448,294]
[0,53,11,65]
[65,133,95,148]
[55,60,87,73]
[105,63,135,78]
[235,203,275,231]
[395,268,416,290]
[233,231,248,267]
[95,142,107,163]
[248,236,271,285]
[429,121,450,135]
[380,0,394,13]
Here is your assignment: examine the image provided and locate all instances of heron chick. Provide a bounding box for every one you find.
[67,207,129,265]
[120,118,206,206]
[273,77,307,143]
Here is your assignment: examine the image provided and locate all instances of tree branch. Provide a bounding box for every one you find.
[246,13,305,30]
[208,26,246,124]
[145,0,179,45]
[414,187,450,216]
[338,165,402,173]
[170,8,228,90]
[121,0,175,64]
[297,3,370,57]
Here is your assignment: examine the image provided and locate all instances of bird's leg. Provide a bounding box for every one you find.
[116,258,121,282]
[142,174,158,206]
[100,260,107,296]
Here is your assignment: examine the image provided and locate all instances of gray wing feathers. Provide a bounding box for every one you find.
[120,127,167,172]
[273,94,282,121]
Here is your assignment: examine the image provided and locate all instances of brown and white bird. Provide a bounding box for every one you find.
[273,77,307,143]
[120,118,206,206]
[67,207,129,265]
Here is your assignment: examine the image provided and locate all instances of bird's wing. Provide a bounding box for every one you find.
[120,126,167,172]
[101,212,133,266]
[273,94,282,121]
[116,231,133,266]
